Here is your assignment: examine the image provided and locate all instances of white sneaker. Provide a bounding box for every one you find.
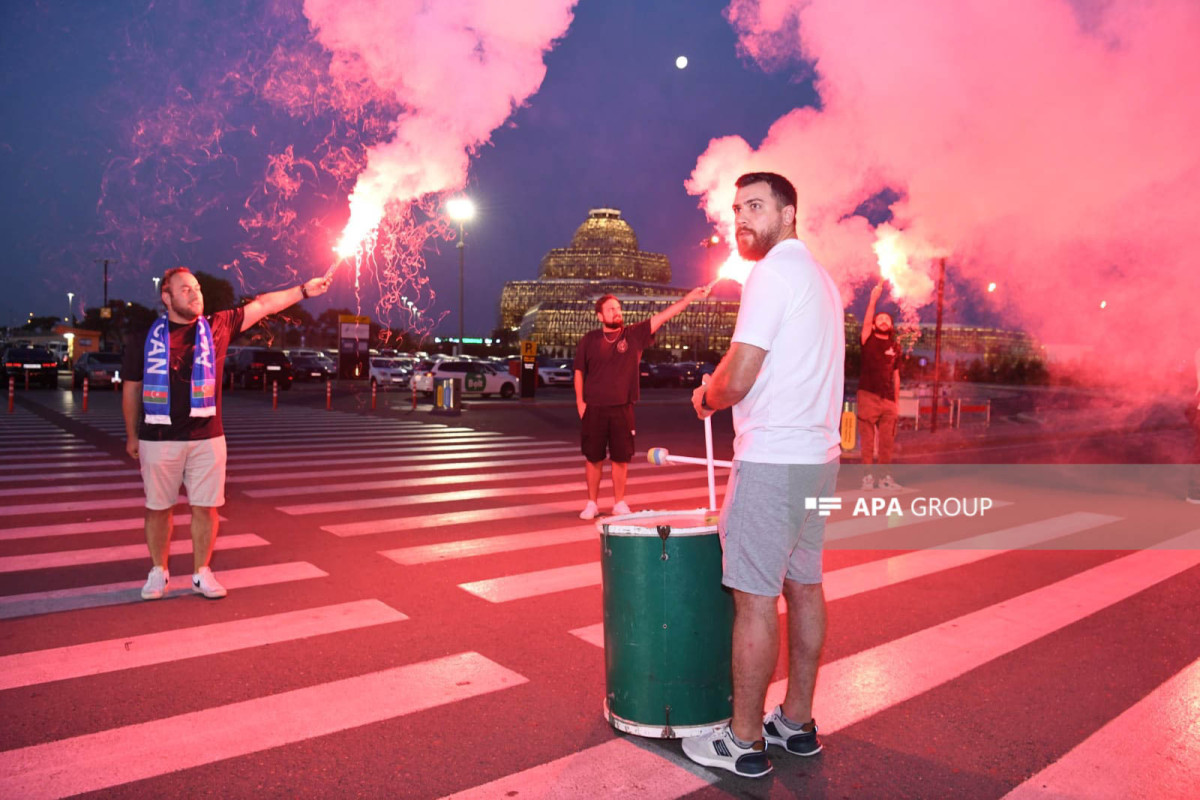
[861,474,875,491]
[762,706,822,756]
[681,725,772,778]
[611,500,631,516]
[141,566,169,600]
[192,567,227,599]
[1187,496,1200,505]
[879,475,903,491]
[579,500,599,520]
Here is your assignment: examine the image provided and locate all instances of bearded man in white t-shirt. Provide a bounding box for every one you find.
[683,172,845,778]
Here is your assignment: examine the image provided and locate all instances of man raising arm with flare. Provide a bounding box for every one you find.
[573,285,711,520]
[122,268,334,601]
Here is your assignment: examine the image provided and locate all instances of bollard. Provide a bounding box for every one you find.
[272,379,278,410]
[371,379,377,411]
[411,381,417,411]
[25,371,30,391]
[7,376,13,413]
[326,379,332,411]
[82,379,89,413]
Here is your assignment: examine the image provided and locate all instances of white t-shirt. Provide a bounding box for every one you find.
[730,238,845,464]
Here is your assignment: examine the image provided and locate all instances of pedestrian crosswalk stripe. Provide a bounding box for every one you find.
[381,524,599,565]
[0,533,268,573]
[823,511,1121,600]
[438,738,714,800]
[322,485,716,536]
[227,453,584,484]
[246,461,689,499]
[229,434,522,456]
[460,563,601,603]
[0,480,145,499]
[763,529,1200,731]
[0,494,186,518]
[228,437,565,460]
[225,444,577,473]
[0,651,528,800]
[0,512,224,543]
[1001,654,1200,800]
[280,472,705,517]
[0,467,139,485]
[0,599,407,691]
[0,562,328,620]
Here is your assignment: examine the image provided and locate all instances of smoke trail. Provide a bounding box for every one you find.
[90,0,576,338]
[303,0,578,257]
[690,0,1200,378]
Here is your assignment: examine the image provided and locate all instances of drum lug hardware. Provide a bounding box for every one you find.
[662,706,674,739]
[657,524,671,560]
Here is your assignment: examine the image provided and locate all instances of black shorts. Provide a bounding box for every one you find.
[581,404,635,463]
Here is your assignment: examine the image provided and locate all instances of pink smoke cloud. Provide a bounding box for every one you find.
[690,0,1200,375]
[302,0,579,254]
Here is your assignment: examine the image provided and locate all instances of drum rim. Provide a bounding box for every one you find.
[604,699,729,739]
[598,507,718,537]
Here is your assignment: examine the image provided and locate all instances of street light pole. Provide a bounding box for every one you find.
[67,292,75,327]
[457,225,465,358]
[445,197,476,358]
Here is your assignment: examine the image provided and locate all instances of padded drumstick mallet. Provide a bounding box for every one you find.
[646,447,732,470]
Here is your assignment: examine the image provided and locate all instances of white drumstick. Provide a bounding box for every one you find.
[646,447,732,469]
[704,415,716,511]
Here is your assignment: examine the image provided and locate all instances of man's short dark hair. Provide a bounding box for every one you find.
[161,266,192,290]
[735,172,798,210]
[595,294,619,314]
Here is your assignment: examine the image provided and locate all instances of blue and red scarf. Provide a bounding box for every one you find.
[142,315,216,425]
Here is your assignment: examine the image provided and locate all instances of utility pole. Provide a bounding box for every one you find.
[94,259,113,349]
[930,257,946,433]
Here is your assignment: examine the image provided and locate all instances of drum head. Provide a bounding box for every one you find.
[600,508,717,536]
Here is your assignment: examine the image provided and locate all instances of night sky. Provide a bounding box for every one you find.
[0,0,816,338]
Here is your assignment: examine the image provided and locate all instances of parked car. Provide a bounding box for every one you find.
[3,346,59,388]
[647,362,686,388]
[225,348,293,390]
[290,354,334,383]
[536,358,574,387]
[638,361,653,386]
[72,352,124,389]
[677,361,716,387]
[412,360,518,398]
[369,357,411,389]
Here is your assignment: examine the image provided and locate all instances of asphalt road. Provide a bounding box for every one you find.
[1,385,1198,798]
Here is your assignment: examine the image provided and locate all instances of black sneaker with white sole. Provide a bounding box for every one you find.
[681,726,772,778]
[762,706,822,756]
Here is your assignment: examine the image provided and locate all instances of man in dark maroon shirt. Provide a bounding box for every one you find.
[573,288,709,520]
[122,266,333,600]
[857,282,903,491]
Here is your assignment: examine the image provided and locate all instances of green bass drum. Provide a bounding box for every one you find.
[599,509,733,738]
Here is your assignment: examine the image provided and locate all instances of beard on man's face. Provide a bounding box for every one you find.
[602,319,623,331]
[735,222,782,262]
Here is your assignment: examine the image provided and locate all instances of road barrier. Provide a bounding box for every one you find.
[82,379,89,414]
[272,380,279,410]
[326,379,332,411]
[371,379,377,411]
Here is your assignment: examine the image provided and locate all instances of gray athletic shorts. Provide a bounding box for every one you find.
[718,458,840,595]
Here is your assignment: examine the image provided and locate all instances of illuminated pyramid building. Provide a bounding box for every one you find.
[499,208,740,356]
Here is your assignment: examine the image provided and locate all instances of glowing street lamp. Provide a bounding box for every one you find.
[446,196,476,357]
[986,282,997,293]
[152,276,161,295]
[66,292,75,326]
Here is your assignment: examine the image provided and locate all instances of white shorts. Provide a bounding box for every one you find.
[139,437,227,509]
